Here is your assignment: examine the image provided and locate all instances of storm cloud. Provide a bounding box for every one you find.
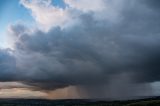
[1,0,160,99]
[0,49,16,81]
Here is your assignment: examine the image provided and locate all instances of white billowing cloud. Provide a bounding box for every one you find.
[20,0,125,32]
[20,0,70,31]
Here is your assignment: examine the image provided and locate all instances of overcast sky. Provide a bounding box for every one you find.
[0,0,160,99]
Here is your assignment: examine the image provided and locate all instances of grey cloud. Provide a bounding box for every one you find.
[0,49,16,81]
[144,0,160,9]
[1,0,160,99]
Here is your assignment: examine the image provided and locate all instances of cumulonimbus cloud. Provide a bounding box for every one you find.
[0,0,160,99]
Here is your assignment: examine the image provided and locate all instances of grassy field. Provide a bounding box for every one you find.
[0,97,160,106]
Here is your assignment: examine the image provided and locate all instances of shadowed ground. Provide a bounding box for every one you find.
[1,97,160,106]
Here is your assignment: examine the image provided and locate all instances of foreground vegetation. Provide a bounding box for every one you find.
[1,97,160,106]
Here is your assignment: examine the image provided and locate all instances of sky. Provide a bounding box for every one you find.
[0,0,160,100]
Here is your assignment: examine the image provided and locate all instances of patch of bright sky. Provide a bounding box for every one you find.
[52,0,67,9]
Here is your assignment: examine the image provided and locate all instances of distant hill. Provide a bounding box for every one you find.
[1,96,160,106]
